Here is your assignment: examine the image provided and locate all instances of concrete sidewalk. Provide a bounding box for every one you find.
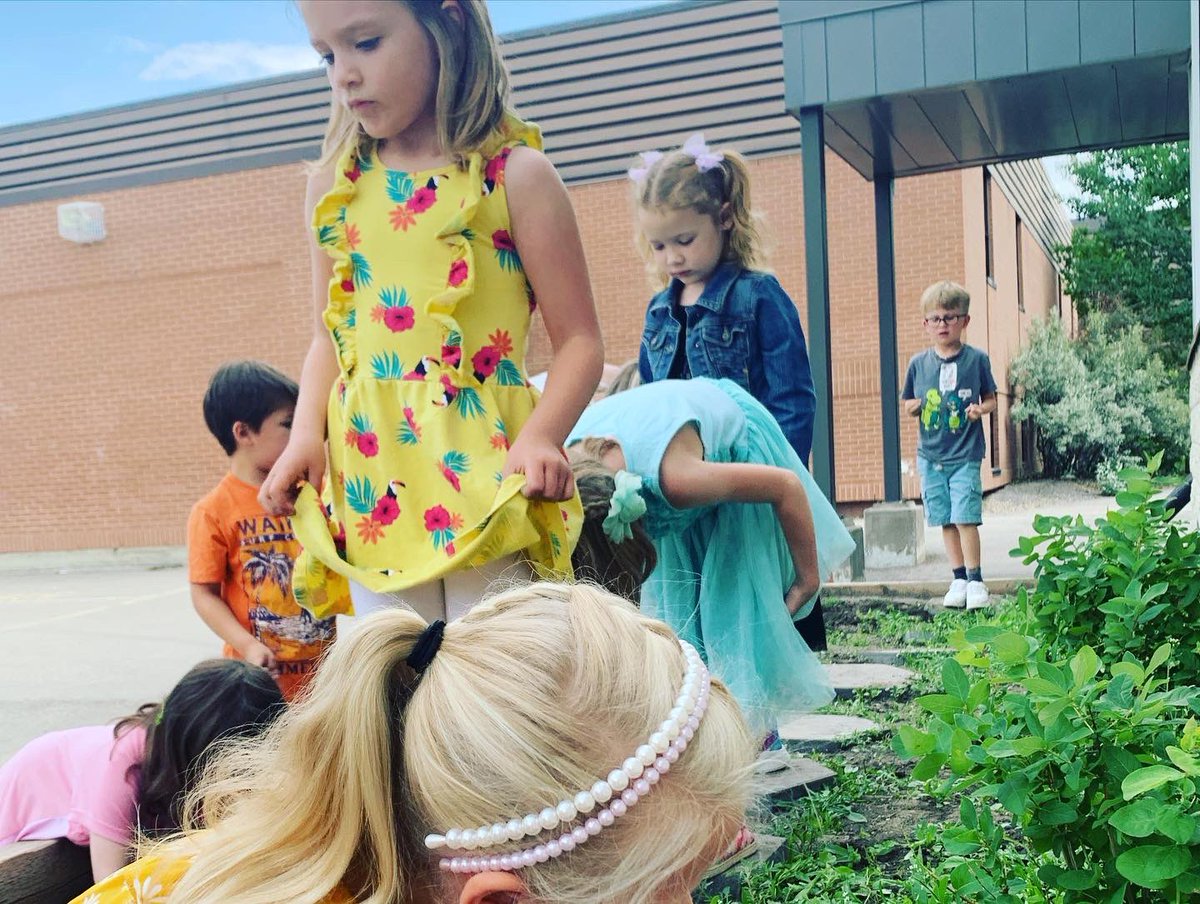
[0,567,210,761]
[856,479,1115,591]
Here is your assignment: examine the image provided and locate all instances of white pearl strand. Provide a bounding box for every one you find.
[425,641,710,874]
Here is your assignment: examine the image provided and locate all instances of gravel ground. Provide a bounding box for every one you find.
[982,478,1107,516]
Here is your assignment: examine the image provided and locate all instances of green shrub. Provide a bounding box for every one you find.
[1014,455,1200,684]
[1080,316,1189,474]
[1010,318,1123,478]
[1010,316,1188,479]
[896,633,1200,901]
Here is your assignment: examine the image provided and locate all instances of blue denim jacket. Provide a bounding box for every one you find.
[638,262,817,462]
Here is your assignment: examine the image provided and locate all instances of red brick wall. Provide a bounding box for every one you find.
[1,166,313,553]
[0,149,1061,552]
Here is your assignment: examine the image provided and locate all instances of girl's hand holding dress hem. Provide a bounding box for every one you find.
[503,431,575,502]
[259,433,327,516]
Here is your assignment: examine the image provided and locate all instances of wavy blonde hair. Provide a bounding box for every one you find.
[154,583,753,904]
[633,145,766,286]
[315,0,513,171]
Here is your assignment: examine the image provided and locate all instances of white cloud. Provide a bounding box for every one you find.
[110,35,160,54]
[138,41,318,82]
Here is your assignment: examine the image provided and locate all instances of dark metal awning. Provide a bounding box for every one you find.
[780,0,1190,181]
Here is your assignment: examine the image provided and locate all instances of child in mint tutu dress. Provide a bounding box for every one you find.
[567,377,854,736]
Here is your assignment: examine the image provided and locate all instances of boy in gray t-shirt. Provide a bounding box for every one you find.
[901,281,998,610]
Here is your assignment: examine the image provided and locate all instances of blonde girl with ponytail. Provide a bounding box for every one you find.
[632,134,818,466]
[73,582,755,904]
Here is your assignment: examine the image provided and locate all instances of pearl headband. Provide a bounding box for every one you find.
[426,640,711,874]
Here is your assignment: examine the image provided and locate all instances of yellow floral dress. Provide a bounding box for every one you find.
[292,116,580,615]
[69,855,353,903]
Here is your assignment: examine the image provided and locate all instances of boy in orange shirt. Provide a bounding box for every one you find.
[187,361,336,699]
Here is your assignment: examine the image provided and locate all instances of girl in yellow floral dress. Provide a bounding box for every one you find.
[259,1,603,623]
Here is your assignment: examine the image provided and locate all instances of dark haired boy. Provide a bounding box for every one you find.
[187,361,336,699]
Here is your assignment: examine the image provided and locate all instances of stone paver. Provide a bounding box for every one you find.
[753,755,836,804]
[825,662,914,699]
[779,714,881,752]
[703,834,786,898]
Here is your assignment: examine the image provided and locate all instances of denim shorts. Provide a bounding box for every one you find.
[917,457,982,526]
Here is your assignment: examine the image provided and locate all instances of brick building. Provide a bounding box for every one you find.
[0,0,1070,553]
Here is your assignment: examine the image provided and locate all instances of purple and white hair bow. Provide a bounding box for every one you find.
[627,150,664,183]
[681,133,723,172]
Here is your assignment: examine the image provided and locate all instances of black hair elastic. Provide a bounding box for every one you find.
[407,620,446,675]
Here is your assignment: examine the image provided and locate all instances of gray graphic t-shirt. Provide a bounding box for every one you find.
[902,344,997,464]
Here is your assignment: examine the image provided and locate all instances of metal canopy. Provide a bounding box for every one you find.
[780,0,1190,181]
[778,0,1191,504]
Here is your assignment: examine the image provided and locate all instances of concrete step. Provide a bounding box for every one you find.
[698,833,786,900]
[825,662,915,699]
[779,714,883,752]
[752,754,837,805]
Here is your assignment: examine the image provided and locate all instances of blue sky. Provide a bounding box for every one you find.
[0,0,670,128]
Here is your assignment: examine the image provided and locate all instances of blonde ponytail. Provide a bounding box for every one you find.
[165,608,432,904]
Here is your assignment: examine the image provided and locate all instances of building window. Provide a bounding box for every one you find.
[984,170,994,285]
[1015,215,1024,312]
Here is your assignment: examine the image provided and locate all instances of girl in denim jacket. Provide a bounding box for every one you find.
[633,134,817,464]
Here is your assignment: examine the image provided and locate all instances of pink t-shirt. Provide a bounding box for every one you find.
[0,723,146,846]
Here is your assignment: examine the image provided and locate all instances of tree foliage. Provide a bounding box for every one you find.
[1057,143,1191,369]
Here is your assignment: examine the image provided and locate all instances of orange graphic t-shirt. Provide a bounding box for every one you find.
[187,473,336,699]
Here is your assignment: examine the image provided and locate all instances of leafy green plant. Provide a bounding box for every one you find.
[1010,315,1187,478]
[1010,317,1123,478]
[1013,455,1200,685]
[896,629,1200,901]
[904,803,1063,904]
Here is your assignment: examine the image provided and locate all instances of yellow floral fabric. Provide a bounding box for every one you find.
[70,855,353,904]
[293,116,579,613]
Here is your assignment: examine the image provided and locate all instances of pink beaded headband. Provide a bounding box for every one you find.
[426,640,711,874]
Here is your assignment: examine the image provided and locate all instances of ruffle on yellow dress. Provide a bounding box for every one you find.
[293,116,580,616]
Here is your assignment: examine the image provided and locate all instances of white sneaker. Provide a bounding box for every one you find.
[966,581,990,610]
[943,578,968,608]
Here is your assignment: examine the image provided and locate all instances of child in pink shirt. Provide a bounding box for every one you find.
[0,659,283,882]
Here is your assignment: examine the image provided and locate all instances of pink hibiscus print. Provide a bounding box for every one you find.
[424,505,451,532]
[448,259,469,287]
[441,344,462,367]
[372,496,400,526]
[492,229,516,252]
[472,346,500,379]
[356,432,380,457]
[384,306,415,332]
[407,186,436,213]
